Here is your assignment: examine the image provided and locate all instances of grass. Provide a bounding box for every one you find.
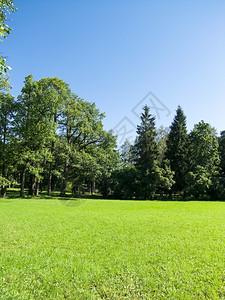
[1,194,225,299]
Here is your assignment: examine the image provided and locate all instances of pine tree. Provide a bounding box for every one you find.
[133,105,159,199]
[219,130,225,175]
[166,106,188,194]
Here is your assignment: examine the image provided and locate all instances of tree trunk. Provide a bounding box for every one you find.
[1,159,7,198]
[91,180,96,194]
[60,163,68,197]
[60,125,71,197]
[20,165,27,198]
[1,186,7,198]
[47,135,56,195]
[40,181,43,192]
[1,131,7,198]
[28,174,35,195]
[35,181,39,197]
[47,161,53,195]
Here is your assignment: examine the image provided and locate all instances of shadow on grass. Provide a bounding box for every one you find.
[4,189,103,201]
[2,189,225,202]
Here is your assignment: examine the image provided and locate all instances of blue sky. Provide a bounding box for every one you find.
[2,0,225,145]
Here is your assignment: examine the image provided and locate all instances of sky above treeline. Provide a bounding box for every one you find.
[2,0,225,146]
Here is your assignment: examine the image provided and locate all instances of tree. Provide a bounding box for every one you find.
[156,159,175,198]
[39,77,71,195]
[218,130,225,175]
[15,75,68,197]
[185,121,220,198]
[185,166,212,199]
[94,131,120,197]
[71,131,120,196]
[0,91,15,197]
[120,139,133,167]
[155,126,169,164]
[166,106,188,194]
[132,105,159,199]
[58,94,112,196]
[110,165,138,199]
[188,121,220,175]
[208,176,225,200]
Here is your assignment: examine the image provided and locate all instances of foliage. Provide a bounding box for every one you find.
[185,166,212,198]
[218,130,225,175]
[155,125,169,164]
[165,106,188,192]
[0,0,16,74]
[120,139,133,167]
[15,75,69,197]
[183,121,221,199]
[0,74,119,198]
[208,175,225,200]
[188,121,220,175]
[0,72,224,200]
[0,91,15,196]
[156,159,175,195]
[132,105,159,199]
[110,165,138,199]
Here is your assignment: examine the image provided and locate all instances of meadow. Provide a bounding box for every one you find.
[1,195,225,299]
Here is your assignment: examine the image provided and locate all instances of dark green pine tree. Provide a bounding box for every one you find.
[218,130,225,175]
[165,106,188,194]
[133,105,159,199]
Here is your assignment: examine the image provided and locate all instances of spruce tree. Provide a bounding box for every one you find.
[133,105,159,199]
[166,106,188,193]
[219,130,225,175]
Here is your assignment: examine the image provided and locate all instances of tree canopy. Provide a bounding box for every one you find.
[0,0,16,74]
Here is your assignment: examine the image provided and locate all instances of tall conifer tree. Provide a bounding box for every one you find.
[218,130,225,175]
[133,105,159,199]
[166,106,188,193]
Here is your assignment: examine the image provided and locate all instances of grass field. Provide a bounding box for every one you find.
[1,196,225,299]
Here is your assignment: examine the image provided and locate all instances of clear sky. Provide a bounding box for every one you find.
[2,0,225,146]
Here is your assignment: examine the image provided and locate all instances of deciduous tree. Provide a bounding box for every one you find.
[0,91,15,196]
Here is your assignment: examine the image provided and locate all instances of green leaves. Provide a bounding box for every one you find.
[184,121,220,199]
[185,166,212,198]
[0,1,16,75]
[218,131,225,175]
[0,91,15,196]
[188,121,220,175]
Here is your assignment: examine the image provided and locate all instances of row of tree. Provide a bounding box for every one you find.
[1,76,225,200]
[0,75,120,197]
[105,105,225,200]
[1,74,225,200]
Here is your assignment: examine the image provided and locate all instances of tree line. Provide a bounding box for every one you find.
[106,105,225,200]
[0,75,120,198]
[1,77,225,200]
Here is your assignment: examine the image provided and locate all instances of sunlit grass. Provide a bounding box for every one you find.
[0,195,225,299]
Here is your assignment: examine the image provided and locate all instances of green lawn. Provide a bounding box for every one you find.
[1,197,225,299]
